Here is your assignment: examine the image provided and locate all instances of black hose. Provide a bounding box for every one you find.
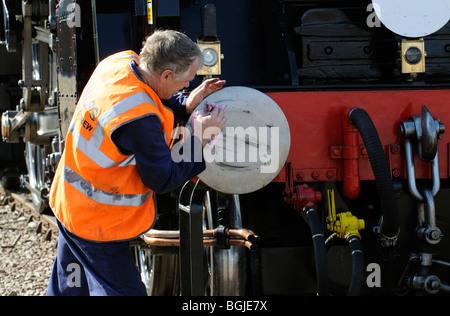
[348,108,400,240]
[305,206,330,296]
[347,236,364,296]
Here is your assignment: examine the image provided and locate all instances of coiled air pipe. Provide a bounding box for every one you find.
[347,236,364,296]
[348,108,400,242]
[305,206,330,296]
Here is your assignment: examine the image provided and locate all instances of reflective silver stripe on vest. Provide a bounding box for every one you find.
[70,121,118,168]
[63,165,151,207]
[69,91,158,169]
[118,155,136,167]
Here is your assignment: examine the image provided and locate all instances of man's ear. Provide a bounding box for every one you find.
[160,69,173,81]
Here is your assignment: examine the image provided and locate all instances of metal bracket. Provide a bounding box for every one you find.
[417,189,443,245]
[197,4,222,76]
[214,225,229,249]
[400,105,444,201]
[400,107,443,244]
[178,180,206,296]
[400,106,446,294]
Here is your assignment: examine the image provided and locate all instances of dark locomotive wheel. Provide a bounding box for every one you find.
[133,244,180,296]
[203,192,247,296]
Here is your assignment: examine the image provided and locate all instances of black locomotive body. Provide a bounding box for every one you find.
[1,0,450,296]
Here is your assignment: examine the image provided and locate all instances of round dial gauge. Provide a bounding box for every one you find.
[203,48,219,67]
[404,47,422,64]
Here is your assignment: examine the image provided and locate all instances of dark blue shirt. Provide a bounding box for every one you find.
[110,61,205,194]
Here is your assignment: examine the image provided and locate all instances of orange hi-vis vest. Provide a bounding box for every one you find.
[50,51,174,242]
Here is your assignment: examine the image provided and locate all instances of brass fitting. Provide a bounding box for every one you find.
[328,211,365,240]
[326,189,365,241]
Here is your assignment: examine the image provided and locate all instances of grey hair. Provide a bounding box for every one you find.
[139,30,204,80]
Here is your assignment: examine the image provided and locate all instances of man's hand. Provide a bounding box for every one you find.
[186,78,226,114]
[192,106,227,147]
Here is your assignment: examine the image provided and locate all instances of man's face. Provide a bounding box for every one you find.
[159,58,201,99]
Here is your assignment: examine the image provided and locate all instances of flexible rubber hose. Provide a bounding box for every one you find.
[348,108,399,239]
[347,236,364,296]
[306,206,330,296]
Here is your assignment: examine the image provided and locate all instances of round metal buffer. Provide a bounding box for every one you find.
[187,86,291,194]
[372,0,450,38]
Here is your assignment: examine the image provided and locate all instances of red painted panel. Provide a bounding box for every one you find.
[268,89,450,182]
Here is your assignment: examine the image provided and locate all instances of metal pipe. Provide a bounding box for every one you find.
[144,228,260,241]
[144,230,180,239]
[141,236,180,247]
[228,228,260,242]
[142,235,257,251]
[342,109,361,199]
[441,283,450,293]
[91,0,100,65]
[432,259,450,267]
[230,239,257,251]
[205,238,258,251]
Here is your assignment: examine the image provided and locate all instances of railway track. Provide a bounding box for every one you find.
[0,187,58,241]
[0,186,58,296]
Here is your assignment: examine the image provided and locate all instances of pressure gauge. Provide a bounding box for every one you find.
[401,39,426,73]
[404,47,422,65]
[197,41,222,75]
[203,48,219,67]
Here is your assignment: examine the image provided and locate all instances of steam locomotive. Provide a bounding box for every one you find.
[1,0,450,296]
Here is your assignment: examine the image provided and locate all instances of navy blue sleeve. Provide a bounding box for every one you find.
[162,94,190,126]
[111,115,205,194]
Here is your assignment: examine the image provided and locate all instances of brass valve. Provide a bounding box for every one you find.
[326,189,365,241]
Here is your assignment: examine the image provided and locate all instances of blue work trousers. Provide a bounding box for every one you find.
[46,221,147,296]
